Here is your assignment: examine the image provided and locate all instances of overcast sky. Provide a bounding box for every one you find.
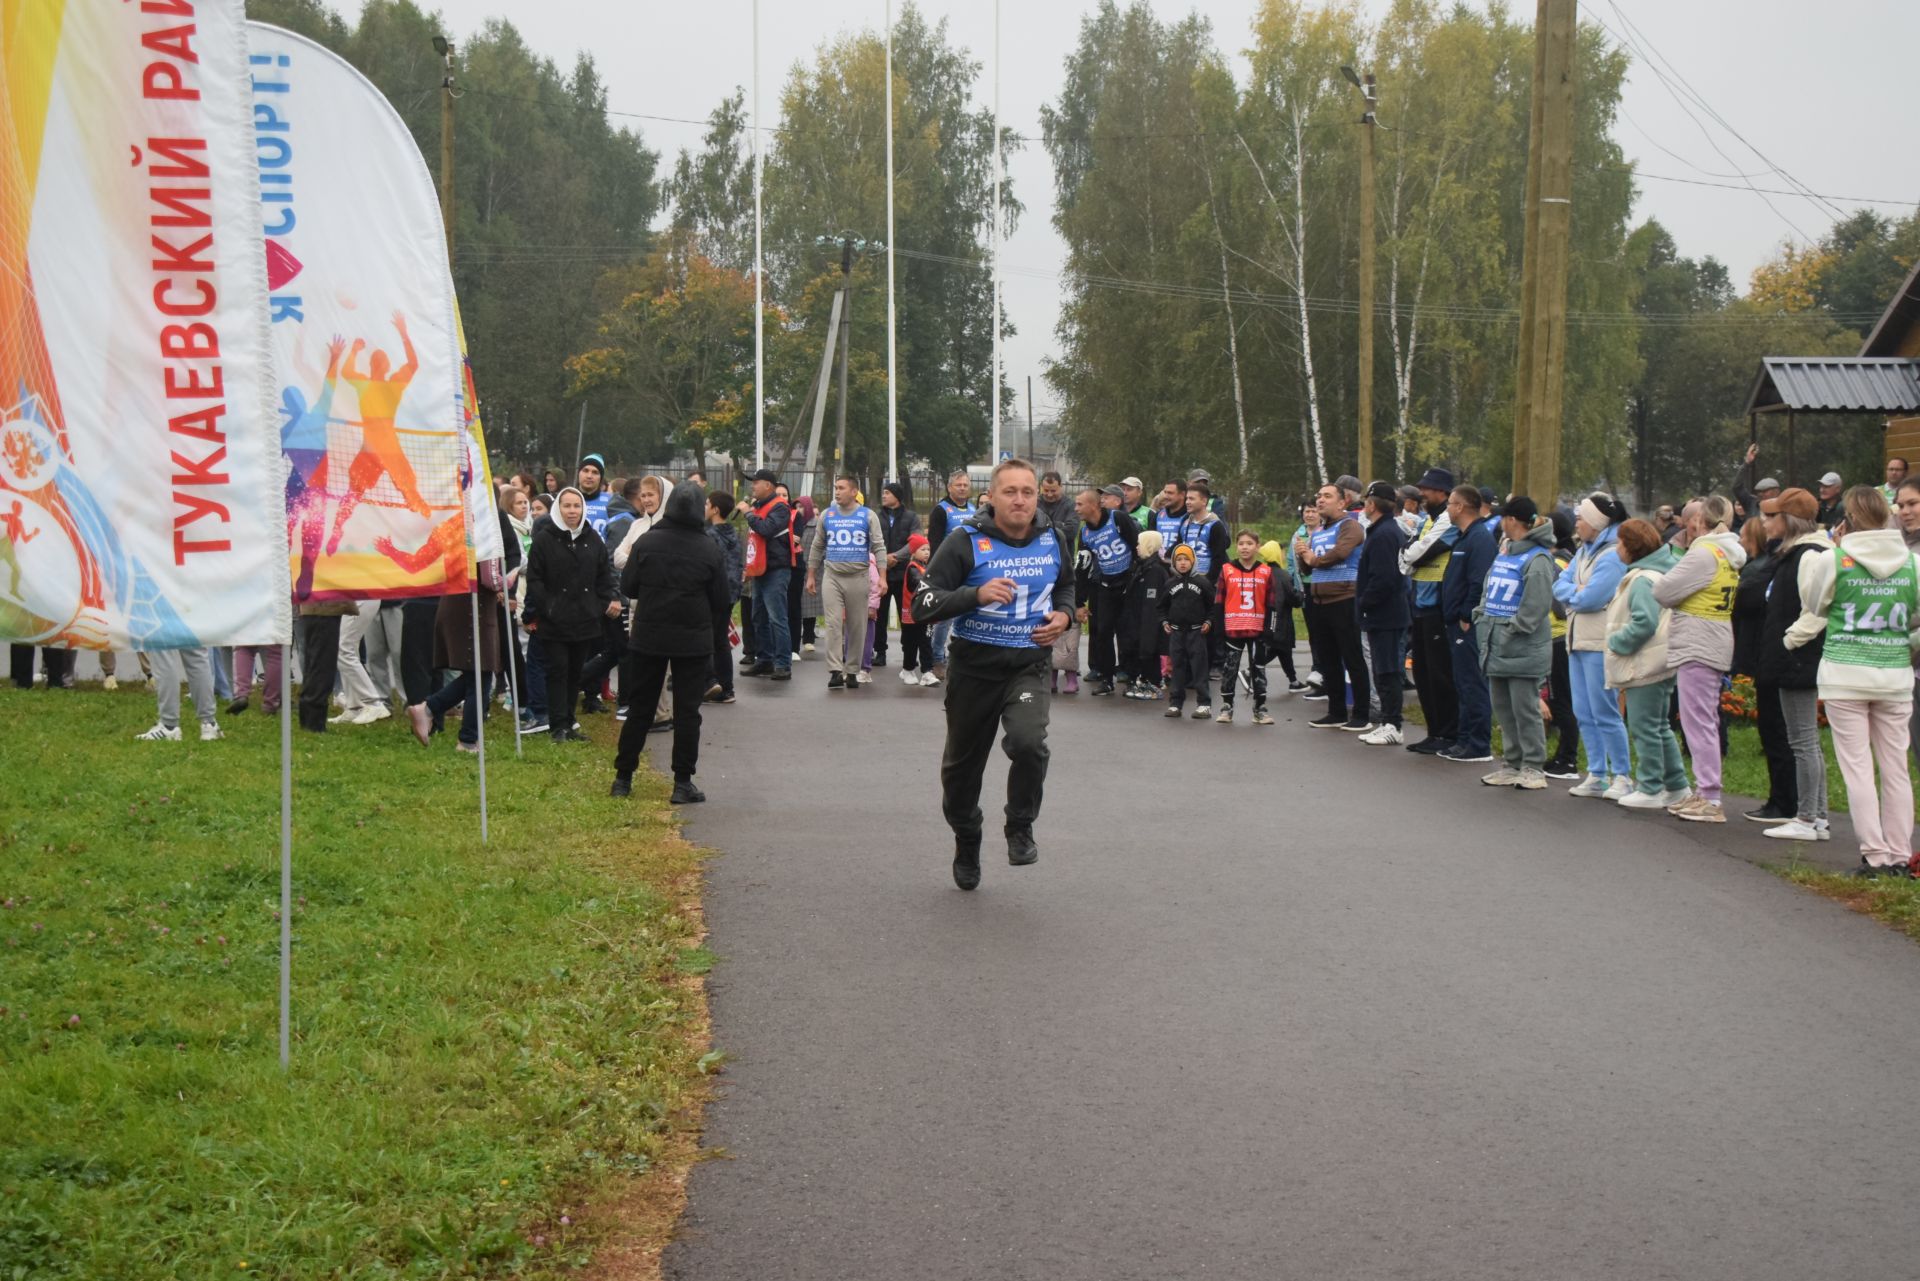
[435,0,1920,423]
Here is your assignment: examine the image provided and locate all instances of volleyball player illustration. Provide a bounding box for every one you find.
[283,336,345,600]
[324,312,431,557]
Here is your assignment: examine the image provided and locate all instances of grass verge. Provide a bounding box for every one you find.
[0,681,711,1279]
[1779,863,1920,942]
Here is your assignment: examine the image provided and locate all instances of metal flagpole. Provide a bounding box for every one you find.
[753,0,765,471]
[501,592,523,758]
[572,401,587,477]
[470,573,489,843]
[884,0,898,483]
[990,0,1001,463]
[278,645,292,1070]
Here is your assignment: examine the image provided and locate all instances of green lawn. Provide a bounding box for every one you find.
[0,681,709,1279]
[1781,866,1920,943]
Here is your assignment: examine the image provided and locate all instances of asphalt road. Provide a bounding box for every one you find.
[659,649,1914,1280]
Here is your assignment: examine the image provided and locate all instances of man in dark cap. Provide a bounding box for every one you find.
[741,468,795,681]
[1074,484,1141,695]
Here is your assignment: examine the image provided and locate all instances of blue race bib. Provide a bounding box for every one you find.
[1482,546,1546,619]
[1309,518,1357,584]
[1155,509,1184,554]
[1180,517,1217,575]
[821,506,872,564]
[954,530,1060,648]
[1083,516,1133,577]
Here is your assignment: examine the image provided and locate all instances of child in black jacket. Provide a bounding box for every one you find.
[1126,530,1170,698]
[1158,543,1215,718]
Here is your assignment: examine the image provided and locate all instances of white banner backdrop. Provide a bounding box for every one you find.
[245,21,495,603]
[2,0,289,648]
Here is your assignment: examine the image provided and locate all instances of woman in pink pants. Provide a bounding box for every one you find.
[1650,495,1747,822]
[1785,486,1920,876]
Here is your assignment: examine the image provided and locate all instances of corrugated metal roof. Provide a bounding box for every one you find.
[1744,357,1920,416]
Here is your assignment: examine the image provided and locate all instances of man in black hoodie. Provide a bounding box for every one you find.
[873,481,920,667]
[913,459,1078,890]
[610,480,730,804]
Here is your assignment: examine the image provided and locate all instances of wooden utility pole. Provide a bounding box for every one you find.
[1512,0,1576,502]
[433,36,455,247]
[1344,68,1379,483]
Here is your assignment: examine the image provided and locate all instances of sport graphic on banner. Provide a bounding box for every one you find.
[1,0,289,649]
[245,22,478,601]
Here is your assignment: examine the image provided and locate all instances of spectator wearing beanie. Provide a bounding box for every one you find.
[1554,493,1633,798]
[1477,497,1558,788]
[897,532,938,684]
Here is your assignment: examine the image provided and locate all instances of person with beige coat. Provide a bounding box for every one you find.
[1649,496,1746,821]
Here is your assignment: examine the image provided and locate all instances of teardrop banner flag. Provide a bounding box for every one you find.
[245,21,485,601]
[1,0,289,648]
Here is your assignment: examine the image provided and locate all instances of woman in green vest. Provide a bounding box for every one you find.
[1784,485,1920,875]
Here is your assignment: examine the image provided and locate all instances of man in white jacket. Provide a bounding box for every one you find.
[1650,496,1746,822]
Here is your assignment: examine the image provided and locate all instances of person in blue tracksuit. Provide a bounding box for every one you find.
[1553,493,1634,798]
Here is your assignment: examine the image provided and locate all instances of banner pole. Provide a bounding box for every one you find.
[279,643,292,1071]
[573,402,587,478]
[501,590,523,758]
[884,0,897,484]
[752,0,764,472]
[470,583,489,842]
[990,0,1001,463]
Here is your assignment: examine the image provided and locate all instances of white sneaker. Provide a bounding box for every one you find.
[1618,788,1669,810]
[103,675,118,691]
[1813,818,1832,842]
[200,721,224,742]
[1762,818,1821,842]
[1193,705,1212,719]
[1515,768,1548,790]
[1568,774,1608,798]
[791,651,802,663]
[803,642,816,653]
[328,707,356,724]
[919,671,941,687]
[1482,767,1521,786]
[898,668,920,686]
[1365,723,1403,745]
[350,702,392,725]
[1602,775,1634,802]
[135,723,182,742]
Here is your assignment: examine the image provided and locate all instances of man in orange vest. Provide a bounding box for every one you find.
[741,468,796,682]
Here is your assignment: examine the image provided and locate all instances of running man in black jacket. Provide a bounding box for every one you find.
[912,459,1078,890]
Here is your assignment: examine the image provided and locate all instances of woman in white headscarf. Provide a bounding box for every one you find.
[515,486,619,742]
